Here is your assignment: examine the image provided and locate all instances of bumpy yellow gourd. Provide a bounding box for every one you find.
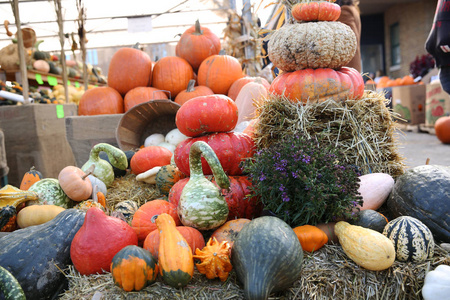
[335,221,395,271]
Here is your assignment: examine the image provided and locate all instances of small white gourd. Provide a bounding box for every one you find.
[165,128,188,146]
[144,133,165,147]
[422,264,450,300]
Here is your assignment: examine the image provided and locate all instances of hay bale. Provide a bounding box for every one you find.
[254,91,406,178]
[59,244,449,299]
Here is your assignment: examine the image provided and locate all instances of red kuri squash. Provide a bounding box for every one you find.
[175,94,238,137]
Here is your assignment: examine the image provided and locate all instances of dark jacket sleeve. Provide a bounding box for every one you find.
[426,0,450,68]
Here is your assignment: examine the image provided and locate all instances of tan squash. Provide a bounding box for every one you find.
[335,221,395,271]
[235,78,268,125]
[17,205,65,228]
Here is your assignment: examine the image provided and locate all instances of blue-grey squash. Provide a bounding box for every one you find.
[0,209,85,300]
[231,216,303,300]
[386,164,450,243]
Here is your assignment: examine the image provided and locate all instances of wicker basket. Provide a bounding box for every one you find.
[115,100,181,151]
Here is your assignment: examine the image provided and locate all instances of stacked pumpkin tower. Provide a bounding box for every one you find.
[267,0,364,104]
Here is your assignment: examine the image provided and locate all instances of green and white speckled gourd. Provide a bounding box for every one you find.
[0,265,26,300]
[81,143,128,187]
[178,141,230,230]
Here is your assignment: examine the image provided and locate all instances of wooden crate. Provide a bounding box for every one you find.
[0,104,77,186]
[65,114,123,167]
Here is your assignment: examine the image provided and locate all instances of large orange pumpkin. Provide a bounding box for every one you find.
[227,76,270,101]
[435,116,450,144]
[175,20,221,72]
[174,79,214,106]
[78,86,124,115]
[269,67,364,103]
[143,225,205,259]
[130,146,173,175]
[151,56,195,98]
[107,47,153,96]
[197,51,244,95]
[124,87,168,112]
[131,200,181,243]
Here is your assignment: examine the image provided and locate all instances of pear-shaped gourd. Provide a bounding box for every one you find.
[232,216,304,300]
[81,143,128,187]
[177,141,230,230]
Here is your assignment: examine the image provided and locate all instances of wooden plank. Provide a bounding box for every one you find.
[65,114,123,167]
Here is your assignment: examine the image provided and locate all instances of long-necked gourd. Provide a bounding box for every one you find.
[177,141,230,230]
[81,143,128,187]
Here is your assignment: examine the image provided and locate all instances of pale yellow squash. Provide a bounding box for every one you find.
[17,204,66,228]
[335,221,395,271]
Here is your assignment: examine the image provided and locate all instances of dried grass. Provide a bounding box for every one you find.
[60,244,450,300]
[105,174,162,210]
[254,91,406,178]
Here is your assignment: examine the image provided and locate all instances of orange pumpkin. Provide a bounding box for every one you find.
[19,166,43,191]
[107,47,153,96]
[197,51,244,95]
[143,225,205,259]
[269,67,364,103]
[210,218,251,249]
[175,20,221,72]
[130,146,173,175]
[227,76,270,101]
[291,1,341,22]
[193,237,232,281]
[78,86,124,115]
[293,225,328,252]
[174,79,214,106]
[151,56,195,98]
[435,116,450,144]
[131,200,181,243]
[124,87,168,112]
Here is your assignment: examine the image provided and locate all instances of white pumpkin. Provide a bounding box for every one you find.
[144,133,165,147]
[422,264,450,300]
[157,142,176,154]
[165,128,188,146]
[356,173,394,211]
[87,175,107,198]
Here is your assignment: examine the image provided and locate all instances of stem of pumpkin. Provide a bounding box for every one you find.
[194,19,203,35]
[81,164,95,180]
[189,141,230,190]
[186,79,196,92]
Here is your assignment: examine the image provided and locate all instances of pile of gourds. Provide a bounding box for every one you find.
[1,2,450,299]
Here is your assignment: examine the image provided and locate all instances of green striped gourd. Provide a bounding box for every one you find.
[28,178,72,208]
[81,143,128,187]
[383,216,435,262]
[0,265,26,300]
[178,141,230,230]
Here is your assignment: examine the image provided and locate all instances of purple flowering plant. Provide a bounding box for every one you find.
[243,134,363,227]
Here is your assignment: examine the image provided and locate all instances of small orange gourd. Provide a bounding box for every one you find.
[19,166,43,191]
[293,225,328,252]
[153,213,194,288]
[193,237,232,281]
